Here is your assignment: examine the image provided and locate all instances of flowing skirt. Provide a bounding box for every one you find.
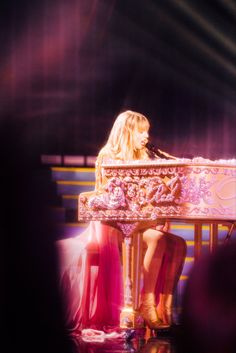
[56,221,123,334]
[56,221,186,335]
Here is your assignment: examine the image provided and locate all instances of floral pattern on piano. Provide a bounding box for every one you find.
[79,163,236,221]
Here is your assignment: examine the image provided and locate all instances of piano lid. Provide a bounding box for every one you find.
[79,158,236,222]
[101,157,236,169]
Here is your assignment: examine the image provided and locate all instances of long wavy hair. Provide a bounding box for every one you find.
[95,110,150,189]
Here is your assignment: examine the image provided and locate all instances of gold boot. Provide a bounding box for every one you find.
[139,293,169,330]
[156,294,173,326]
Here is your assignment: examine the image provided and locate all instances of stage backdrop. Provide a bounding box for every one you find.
[1,0,236,161]
[1,3,236,352]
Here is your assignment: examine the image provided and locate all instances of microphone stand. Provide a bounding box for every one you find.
[146,143,178,160]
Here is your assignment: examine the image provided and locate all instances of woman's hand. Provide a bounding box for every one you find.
[156,221,169,232]
[136,220,170,233]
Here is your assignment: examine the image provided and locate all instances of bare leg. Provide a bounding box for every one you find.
[139,228,169,329]
[142,228,166,293]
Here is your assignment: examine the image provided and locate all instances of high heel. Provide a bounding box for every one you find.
[156,294,173,326]
[139,293,170,330]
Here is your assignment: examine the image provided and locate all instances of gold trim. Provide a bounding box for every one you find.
[51,167,95,172]
[180,275,188,280]
[185,257,194,262]
[62,195,78,199]
[57,222,87,227]
[186,240,209,245]
[170,224,228,230]
[57,181,95,185]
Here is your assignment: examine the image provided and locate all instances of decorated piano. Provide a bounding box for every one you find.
[78,157,236,327]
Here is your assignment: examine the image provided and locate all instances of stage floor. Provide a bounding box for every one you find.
[68,326,182,353]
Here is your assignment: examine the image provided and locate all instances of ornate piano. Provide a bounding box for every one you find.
[78,157,236,328]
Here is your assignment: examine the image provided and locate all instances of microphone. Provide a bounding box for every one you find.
[146,142,177,160]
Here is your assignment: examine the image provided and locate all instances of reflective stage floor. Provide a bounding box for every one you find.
[69,326,182,353]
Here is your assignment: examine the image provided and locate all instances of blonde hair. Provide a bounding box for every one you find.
[95,110,150,190]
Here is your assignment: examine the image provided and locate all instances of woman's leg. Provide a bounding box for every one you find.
[142,228,166,293]
[139,228,168,329]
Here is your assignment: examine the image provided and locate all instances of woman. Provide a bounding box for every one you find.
[57,110,186,334]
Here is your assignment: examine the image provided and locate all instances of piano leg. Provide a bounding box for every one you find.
[117,223,145,329]
[194,221,219,259]
[209,223,218,252]
[194,222,202,260]
[132,232,143,311]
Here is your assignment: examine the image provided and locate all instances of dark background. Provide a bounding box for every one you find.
[1,0,236,162]
[1,1,236,353]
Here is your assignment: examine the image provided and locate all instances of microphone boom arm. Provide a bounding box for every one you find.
[146,143,178,160]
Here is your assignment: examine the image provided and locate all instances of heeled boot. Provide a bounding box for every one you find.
[139,293,169,330]
[156,294,173,326]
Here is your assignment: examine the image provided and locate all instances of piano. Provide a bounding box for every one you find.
[78,157,236,328]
